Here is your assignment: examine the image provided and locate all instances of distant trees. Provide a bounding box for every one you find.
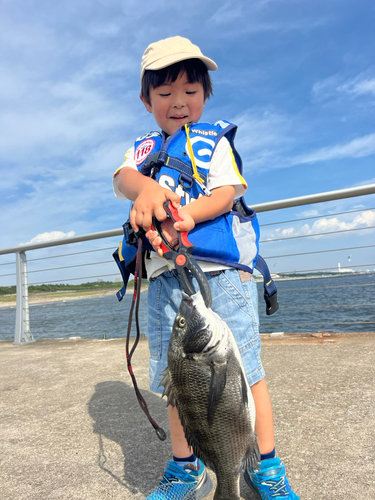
[0,280,149,296]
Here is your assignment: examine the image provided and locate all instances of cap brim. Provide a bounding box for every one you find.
[144,53,217,75]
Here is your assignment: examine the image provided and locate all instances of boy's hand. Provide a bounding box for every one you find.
[145,211,195,257]
[171,210,195,233]
[130,184,180,233]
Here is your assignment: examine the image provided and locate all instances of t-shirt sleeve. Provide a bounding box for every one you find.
[112,146,136,200]
[207,137,247,199]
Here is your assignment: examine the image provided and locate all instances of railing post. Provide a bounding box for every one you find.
[14,251,34,345]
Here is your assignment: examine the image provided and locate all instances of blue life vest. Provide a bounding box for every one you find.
[113,120,279,315]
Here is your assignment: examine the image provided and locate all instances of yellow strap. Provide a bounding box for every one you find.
[119,241,124,261]
[184,124,205,185]
[229,146,247,188]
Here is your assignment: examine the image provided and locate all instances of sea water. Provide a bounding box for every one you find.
[0,274,374,341]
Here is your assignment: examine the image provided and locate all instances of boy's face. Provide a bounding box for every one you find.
[140,71,206,136]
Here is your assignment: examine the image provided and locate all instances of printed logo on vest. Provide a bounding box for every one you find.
[190,129,218,136]
[135,139,155,166]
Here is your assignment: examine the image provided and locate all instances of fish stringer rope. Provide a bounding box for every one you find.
[125,235,166,441]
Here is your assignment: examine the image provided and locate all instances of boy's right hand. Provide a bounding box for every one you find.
[129,184,180,233]
[146,218,178,257]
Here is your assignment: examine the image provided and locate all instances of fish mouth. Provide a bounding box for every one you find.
[180,292,195,316]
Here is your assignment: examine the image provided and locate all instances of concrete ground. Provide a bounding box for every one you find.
[0,332,374,500]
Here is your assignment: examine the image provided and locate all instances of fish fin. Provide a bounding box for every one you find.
[161,378,171,399]
[240,369,249,407]
[159,368,169,387]
[158,369,177,407]
[239,440,261,472]
[207,360,227,425]
[172,408,212,468]
[184,431,216,472]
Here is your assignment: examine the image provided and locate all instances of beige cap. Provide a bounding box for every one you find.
[141,36,217,82]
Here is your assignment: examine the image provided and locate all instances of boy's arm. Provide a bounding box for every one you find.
[146,184,235,256]
[117,167,181,232]
[178,185,235,227]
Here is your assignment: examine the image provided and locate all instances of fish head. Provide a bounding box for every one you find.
[170,291,225,357]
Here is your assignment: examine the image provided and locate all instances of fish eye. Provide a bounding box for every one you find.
[178,317,186,328]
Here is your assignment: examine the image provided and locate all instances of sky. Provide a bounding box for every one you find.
[0,0,374,286]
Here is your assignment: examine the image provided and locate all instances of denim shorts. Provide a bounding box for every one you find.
[147,268,265,393]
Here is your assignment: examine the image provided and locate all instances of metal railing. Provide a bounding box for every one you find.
[1,184,374,344]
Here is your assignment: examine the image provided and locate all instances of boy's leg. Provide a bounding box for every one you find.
[250,378,275,455]
[248,384,300,500]
[168,405,193,458]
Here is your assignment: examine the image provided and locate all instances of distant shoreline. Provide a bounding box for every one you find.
[0,290,112,309]
[0,286,149,309]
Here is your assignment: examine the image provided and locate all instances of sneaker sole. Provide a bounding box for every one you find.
[194,472,213,500]
[243,470,262,500]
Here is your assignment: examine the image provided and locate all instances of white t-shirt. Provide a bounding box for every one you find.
[113,136,247,279]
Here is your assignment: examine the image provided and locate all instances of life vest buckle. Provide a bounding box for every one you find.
[124,220,145,246]
[141,152,162,177]
[178,173,194,189]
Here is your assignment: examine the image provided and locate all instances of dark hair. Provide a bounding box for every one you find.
[141,58,213,105]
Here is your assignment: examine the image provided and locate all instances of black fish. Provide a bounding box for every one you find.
[160,291,260,500]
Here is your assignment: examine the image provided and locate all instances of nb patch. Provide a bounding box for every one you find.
[135,139,155,166]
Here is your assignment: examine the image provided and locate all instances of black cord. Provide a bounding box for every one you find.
[125,237,166,441]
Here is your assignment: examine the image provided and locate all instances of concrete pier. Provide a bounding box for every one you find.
[1,332,374,499]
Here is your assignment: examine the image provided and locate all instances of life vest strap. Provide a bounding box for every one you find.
[255,255,279,315]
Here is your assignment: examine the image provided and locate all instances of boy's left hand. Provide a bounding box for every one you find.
[145,211,195,257]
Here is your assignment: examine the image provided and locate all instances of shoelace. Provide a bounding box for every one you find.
[263,477,289,497]
[159,463,196,487]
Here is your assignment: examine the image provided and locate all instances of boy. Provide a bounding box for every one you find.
[113,36,299,500]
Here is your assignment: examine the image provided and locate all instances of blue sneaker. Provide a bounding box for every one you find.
[146,459,213,499]
[244,458,300,499]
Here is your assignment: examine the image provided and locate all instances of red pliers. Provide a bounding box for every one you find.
[152,201,212,308]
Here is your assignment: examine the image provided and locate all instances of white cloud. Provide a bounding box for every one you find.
[311,75,341,101]
[351,204,366,210]
[310,211,375,232]
[22,231,76,246]
[291,133,375,165]
[0,72,136,164]
[224,108,292,171]
[338,77,375,97]
[312,73,375,101]
[263,210,375,241]
[299,209,319,217]
[210,0,328,33]
[355,177,375,187]
[234,110,291,150]
[210,2,243,24]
